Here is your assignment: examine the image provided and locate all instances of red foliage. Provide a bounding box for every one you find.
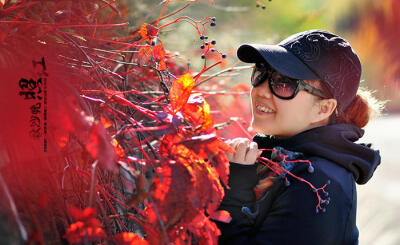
[138,23,159,40]
[64,206,107,244]
[0,0,236,244]
[169,73,196,112]
[138,46,152,66]
[114,232,149,245]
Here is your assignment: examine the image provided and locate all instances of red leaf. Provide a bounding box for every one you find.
[155,133,228,244]
[182,94,213,130]
[152,42,166,62]
[69,206,97,221]
[150,160,197,228]
[138,23,159,40]
[65,206,106,244]
[114,232,149,245]
[156,59,167,71]
[138,46,152,66]
[112,138,125,158]
[138,24,148,39]
[209,210,231,223]
[85,121,116,170]
[169,73,195,112]
[146,24,159,37]
[100,114,113,129]
[180,133,217,159]
[64,221,106,244]
[64,221,85,244]
[212,151,230,188]
[186,213,221,245]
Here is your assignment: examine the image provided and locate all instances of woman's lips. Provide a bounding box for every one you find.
[255,104,275,115]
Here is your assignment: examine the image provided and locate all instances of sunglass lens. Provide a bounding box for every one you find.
[270,77,298,99]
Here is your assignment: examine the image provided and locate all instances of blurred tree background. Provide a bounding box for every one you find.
[127,0,400,112]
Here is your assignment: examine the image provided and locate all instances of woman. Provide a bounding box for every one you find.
[216,30,383,245]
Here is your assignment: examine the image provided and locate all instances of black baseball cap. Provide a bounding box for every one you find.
[237,30,362,112]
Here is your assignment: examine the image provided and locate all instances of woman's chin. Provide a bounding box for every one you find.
[251,122,272,135]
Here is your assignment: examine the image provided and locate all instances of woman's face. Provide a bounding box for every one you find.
[250,79,322,138]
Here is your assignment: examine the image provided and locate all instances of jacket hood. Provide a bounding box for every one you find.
[253,124,381,184]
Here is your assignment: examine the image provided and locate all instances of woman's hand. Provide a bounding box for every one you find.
[225,138,260,165]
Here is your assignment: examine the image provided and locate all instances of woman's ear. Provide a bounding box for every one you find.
[311,98,337,124]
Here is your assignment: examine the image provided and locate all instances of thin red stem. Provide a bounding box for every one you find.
[155,0,170,27]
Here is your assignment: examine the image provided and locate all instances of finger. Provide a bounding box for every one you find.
[233,139,249,163]
[223,139,234,161]
[227,139,237,148]
[230,137,248,147]
[245,141,259,164]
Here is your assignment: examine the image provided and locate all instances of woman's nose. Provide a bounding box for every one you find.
[254,80,273,99]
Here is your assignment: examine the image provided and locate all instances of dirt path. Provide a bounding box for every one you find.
[357,114,400,245]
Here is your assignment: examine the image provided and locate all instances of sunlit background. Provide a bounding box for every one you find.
[127,0,400,244]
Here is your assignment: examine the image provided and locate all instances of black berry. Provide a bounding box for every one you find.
[200,35,205,40]
[205,42,209,46]
[210,22,216,27]
[211,40,216,45]
[256,4,260,7]
[210,48,216,52]
[262,5,266,9]
[221,54,227,58]
[204,36,208,39]
[200,45,205,49]
[307,165,314,173]
[212,17,216,21]
[201,54,205,59]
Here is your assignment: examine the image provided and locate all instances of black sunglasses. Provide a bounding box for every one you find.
[251,63,329,100]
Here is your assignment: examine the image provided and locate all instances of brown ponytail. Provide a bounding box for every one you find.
[334,88,386,128]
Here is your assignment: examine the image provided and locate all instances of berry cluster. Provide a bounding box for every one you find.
[199,17,226,60]
[256,0,272,10]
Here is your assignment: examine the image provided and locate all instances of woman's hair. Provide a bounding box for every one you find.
[333,88,386,128]
[309,80,385,128]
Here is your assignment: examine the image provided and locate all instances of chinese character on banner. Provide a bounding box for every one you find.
[19,78,42,100]
[18,57,48,142]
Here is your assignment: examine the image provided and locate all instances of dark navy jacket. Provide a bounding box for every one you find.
[216,124,380,245]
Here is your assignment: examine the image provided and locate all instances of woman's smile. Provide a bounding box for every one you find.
[255,103,275,115]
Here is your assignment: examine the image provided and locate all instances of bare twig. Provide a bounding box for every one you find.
[194,65,253,88]
[89,160,99,207]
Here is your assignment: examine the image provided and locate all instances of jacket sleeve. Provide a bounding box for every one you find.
[217,164,354,245]
[216,162,258,241]
[217,162,259,232]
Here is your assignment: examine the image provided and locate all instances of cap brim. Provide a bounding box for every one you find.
[237,44,320,80]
